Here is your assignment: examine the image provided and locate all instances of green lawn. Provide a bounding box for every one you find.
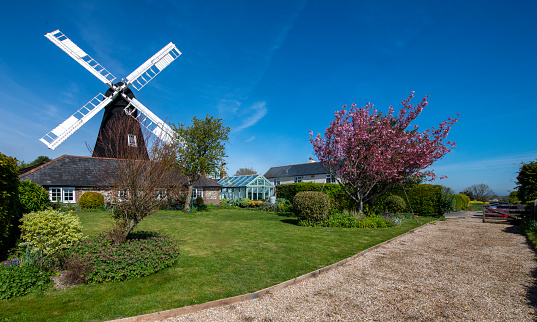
[1,208,435,321]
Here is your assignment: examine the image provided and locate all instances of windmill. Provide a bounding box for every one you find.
[39,30,181,159]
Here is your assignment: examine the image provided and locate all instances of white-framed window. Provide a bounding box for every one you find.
[193,188,203,198]
[326,174,337,183]
[273,178,280,186]
[294,176,303,183]
[127,134,137,147]
[118,190,129,201]
[49,187,76,203]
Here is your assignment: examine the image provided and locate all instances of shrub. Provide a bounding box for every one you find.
[19,180,49,214]
[79,191,104,209]
[220,198,229,207]
[384,195,406,213]
[64,231,180,284]
[249,200,263,208]
[293,191,331,223]
[0,263,51,300]
[299,211,396,228]
[241,198,251,208]
[452,194,470,211]
[259,202,279,212]
[277,182,354,210]
[0,153,20,260]
[19,209,84,257]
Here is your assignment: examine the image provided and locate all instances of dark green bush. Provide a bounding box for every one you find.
[384,195,406,213]
[64,231,180,284]
[277,182,354,210]
[79,191,104,209]
[0,153,20,260]
[293,191,331,223]
[376,184,445,217]
[0,263,51,300]
[19,180,49,213]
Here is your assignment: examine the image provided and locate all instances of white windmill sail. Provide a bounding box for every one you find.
[122,95,176,145]
[126,43,182,91]
[45,30,116,86]
[40,94,113,150]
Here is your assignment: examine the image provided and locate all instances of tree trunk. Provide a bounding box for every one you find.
[183,184,193,212]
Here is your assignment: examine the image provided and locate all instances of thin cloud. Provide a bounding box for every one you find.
[432,152,537,172]
[233,102,267,132]
[245,136,255,142]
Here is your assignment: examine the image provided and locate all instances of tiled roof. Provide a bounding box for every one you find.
[264,162,329,178]
[20,155,221,188]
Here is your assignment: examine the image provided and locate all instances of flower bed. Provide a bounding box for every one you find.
[64,231,180,284]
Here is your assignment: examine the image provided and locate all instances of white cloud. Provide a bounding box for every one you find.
[233,101,267,132]
[245,136,255,142]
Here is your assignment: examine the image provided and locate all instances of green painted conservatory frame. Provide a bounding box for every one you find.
[218,174,275,200]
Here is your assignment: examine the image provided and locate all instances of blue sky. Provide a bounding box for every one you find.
[0,0,535,196]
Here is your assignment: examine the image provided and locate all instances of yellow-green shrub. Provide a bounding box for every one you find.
[79,191,104,209]
[20,209,84,256]
[19,180,49,213]
[248,200,263,207]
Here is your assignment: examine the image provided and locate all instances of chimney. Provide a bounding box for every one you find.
[220,162,227,179]
[308,157,315,163]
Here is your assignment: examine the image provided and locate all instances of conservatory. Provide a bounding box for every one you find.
[218,174,275,200]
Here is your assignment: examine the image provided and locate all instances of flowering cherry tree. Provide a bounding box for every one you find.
[310,92,458,212]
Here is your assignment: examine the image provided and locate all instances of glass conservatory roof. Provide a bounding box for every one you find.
[218,174,274,187]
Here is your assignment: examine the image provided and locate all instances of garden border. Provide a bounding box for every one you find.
[109,221,435,322]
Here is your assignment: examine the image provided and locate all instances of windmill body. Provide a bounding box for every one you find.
[40,30,181,159]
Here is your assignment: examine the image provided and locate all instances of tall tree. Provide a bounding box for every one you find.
[310,92,458,212]
[460,184,495,202]
[171,115,230,212]
[17,156,51,171]
[234,167,257,176]
[516,160,537,203]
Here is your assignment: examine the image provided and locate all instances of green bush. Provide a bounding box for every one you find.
[0,263,51,300]
[277,182,354,210]
[0,153,20,260]
[20,209,84,257]
[19,180,49,213]
[293,191,331,223]
[64,231,180,284]
[299,211,396,228]
[384,195,406,213]
[452,194,470,211]
[78,191,104,209]
[376,184,445,217]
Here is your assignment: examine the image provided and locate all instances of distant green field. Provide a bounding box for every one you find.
[1,208,435,321]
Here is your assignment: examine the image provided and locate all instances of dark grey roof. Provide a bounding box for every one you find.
[20,155,117,187]
[193,176,222,188]
[20,155,221,189]
[264,162,329,178]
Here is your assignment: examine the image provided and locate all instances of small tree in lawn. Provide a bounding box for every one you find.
[310,92,458,213]
[171,115,229,212]
[94,117,180,241]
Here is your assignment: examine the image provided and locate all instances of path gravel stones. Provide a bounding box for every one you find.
[160,214,537,321]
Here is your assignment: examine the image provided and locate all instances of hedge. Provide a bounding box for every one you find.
[0,153,20,260]
[276,182,354,210]
[375,184,445,217]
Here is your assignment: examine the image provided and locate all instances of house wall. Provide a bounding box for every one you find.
[271,173,336,185]
[203,188,221,205]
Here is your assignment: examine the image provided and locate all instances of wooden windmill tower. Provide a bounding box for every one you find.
[40,30,181,159]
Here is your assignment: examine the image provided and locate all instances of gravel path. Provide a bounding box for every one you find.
[162,214,537,321]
